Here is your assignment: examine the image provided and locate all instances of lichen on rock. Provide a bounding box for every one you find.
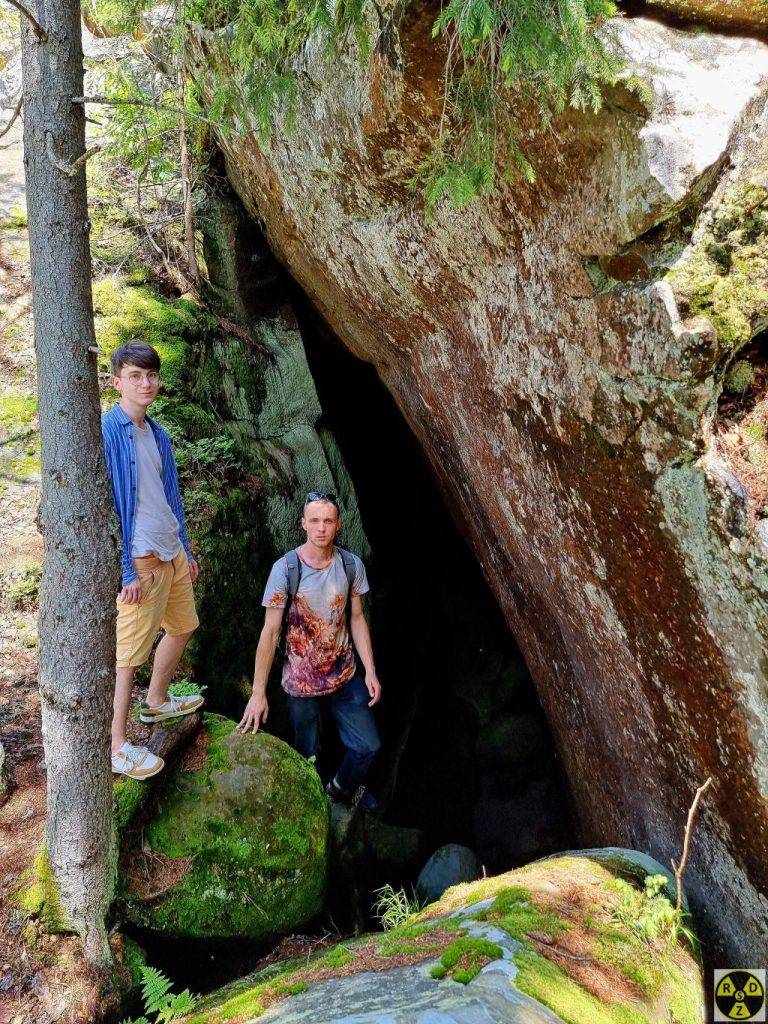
[119,713,329,939]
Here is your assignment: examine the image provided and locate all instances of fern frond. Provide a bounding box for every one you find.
[140,966,173,1016]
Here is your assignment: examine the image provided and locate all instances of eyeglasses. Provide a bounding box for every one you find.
[122,371,160,386]
[305,491,338,506]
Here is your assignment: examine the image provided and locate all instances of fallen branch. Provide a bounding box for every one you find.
[113,710,202,834]
[4,0,47,41]
[672,776,713,913]
[0,95,23,140]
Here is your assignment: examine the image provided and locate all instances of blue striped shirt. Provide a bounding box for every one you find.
[102,403,193,585]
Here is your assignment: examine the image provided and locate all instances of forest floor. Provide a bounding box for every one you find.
[0,118,49,1023]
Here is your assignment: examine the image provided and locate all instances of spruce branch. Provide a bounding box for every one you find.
[671,776,713,914]
[72,95,219,127]
[45,132,101,176]
[0,95,23,139]
[3,0,47,41]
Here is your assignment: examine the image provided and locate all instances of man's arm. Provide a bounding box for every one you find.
[349,593,381,707]
[102,421,140,596]
[237,606,284,733]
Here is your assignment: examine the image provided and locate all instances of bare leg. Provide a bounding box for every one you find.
[113,666,137,753]
[146,631,194,706]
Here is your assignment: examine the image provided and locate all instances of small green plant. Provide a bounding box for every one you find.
[121,966,196,1024]
[168,678,205,697]
[372,883,420,931]
[0,206,28,229]
[610,874,697,950]
[724,359,755,394]
[3,562,43,611]
[174,435,240,477]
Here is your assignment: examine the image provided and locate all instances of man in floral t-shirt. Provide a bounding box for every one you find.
[238,492,382,812]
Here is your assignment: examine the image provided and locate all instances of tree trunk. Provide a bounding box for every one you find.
[177,2,200,287]
[19,0,120,964]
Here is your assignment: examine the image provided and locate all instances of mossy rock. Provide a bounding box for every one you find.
[120,714,329,939]
[188,853,704,1024]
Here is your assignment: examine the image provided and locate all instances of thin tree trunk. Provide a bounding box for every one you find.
[177,2,200,287]
[19,0,120,964]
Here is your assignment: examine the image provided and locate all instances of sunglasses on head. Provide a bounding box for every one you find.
[305,491,338,506]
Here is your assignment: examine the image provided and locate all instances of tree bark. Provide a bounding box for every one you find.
[19,0,120,964]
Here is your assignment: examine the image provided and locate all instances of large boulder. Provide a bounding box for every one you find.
[190,10,768,961]
[416,845,482,906]
[119,714,329,939]
[186,852,704,1024]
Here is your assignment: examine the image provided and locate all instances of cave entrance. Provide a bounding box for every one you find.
[291,290,575,877]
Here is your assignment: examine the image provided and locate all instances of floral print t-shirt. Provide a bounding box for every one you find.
[262,548,369,697]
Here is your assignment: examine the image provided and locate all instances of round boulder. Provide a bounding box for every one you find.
[416,844,481,907]
[120,714,329,939]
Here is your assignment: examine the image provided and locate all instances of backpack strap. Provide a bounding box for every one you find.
[285,548,301,599]
[336,547,357,596]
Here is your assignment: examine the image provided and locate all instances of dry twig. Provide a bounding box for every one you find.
[672,776,713,913]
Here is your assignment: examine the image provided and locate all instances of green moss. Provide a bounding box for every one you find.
[515,949,651,1024]
[7,450,40,479]
[113,776,146,834]
[15,847,69,933]
[0,561,42,611]
[0,206,27,229]
[120,714,329,939]
[0,391,36,431]
[430,936,504,984]
[473,885,567,943]
[668,181,767,351]
[314,945,356,969]
[724,359,755,394]
[93,279,203,395]
[122,935,149,988]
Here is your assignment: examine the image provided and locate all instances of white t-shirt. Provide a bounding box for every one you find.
[131,421,182,561]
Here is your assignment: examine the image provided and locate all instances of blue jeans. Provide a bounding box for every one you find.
[287,674,381,794]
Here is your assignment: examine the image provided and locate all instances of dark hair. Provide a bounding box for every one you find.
[110,342,161,376]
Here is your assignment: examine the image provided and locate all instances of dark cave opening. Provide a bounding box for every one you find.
[289,289,575,876]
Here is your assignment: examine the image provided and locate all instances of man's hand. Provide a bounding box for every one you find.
[189,557,199,584]
[365,672,381,707]
[237,692,269,733]
[119,579,143,605]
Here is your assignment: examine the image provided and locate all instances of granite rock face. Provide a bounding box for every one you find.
[191,11,768,961]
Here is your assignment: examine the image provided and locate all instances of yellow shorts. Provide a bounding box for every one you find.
[116,550,199,668]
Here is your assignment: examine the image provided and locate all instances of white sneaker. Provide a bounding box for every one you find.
[139,692,205,724]
[111,742,165,780]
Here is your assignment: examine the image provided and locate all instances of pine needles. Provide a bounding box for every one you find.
[208,0,372,145]
[421,0,623,212]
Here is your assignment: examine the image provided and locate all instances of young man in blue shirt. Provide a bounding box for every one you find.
[103,342,204,780]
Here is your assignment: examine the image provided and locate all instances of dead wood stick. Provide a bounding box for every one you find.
[672,776,713,913]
